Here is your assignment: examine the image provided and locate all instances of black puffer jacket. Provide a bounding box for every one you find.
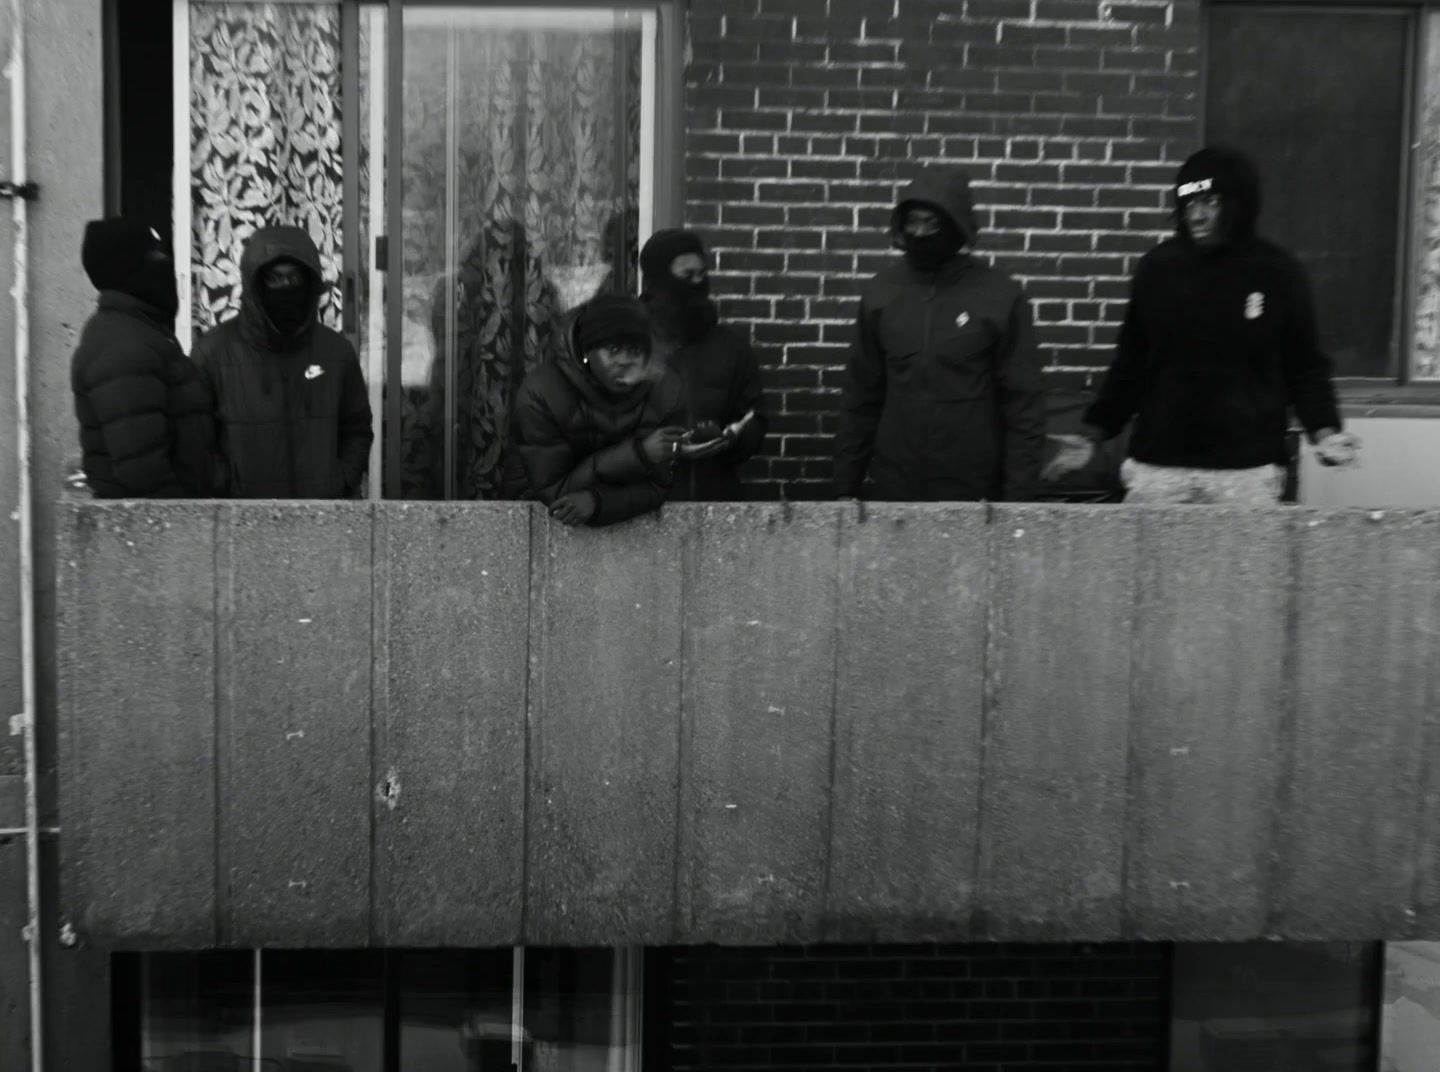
[71,291,221,497]
[191,226,373,498]
[835,170,1047,501]
[658,308,768,502]
[1085,145,1342,468]
[511,313,687,526]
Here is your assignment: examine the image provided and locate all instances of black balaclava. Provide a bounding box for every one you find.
[641,228,717,342]
[258,256,314,335]
[81,217,180,318]
[898,209,965,272]
[1173,144,1262,252]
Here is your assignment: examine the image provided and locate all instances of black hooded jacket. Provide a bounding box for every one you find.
[1084,145,1343,468]
[834,169,1047,501]
[511,312,687,526]
[191,226,374,498]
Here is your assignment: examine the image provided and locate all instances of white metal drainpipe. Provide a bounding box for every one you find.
[7,1,43,1070]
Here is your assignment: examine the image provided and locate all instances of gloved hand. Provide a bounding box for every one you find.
[1041,433,1097,481]
[638,426,688,468]
[1314,429,1361,468]
[549,491,598,526]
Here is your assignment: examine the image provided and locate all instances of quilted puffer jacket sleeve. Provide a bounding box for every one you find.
[78,340,186,497]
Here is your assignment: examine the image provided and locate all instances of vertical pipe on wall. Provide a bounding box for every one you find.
[7,3,43,1069]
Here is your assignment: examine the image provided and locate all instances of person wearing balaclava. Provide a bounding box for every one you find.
[70,217,222,497]
[511,292,687,527]
[1043,144,1359,502]
[190,225,373,498]
[640,229,767,501]
[833,167,1047,501]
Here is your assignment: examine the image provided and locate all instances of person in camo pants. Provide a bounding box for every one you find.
[1044,144,1359,503]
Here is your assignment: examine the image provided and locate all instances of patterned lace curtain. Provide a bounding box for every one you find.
[190,3,345,338]
[399,19,642,500]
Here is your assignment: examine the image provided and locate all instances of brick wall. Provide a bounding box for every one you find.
[682,0,1203,499]
[650,943,1171,1070]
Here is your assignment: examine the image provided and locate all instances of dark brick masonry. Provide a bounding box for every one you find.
[649,943,1171,1071]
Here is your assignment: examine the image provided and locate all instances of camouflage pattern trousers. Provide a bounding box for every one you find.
[1120,459,1285,505]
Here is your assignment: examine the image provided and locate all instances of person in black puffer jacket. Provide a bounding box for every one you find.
[71,217,222,498]
[1044,144,1359,502]
[192,226,373,499]
[511,293,687,527]
[641,229,767,502]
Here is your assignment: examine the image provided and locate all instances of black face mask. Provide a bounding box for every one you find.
[135,255,180,319]
[902,230,964,272]
[261,284,311,334]
[649,279,717,342]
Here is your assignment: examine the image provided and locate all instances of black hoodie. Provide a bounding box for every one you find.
[510,311,687,526]
[1084,145,1342,469]
[834,169,1047,501]
[191,226,374,498]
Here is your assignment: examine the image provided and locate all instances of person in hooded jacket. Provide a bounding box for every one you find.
[70,217,222,498]
[834,167,1047,502]
[192,225,373,499]
[1043,144,1359,501]
[640,229,767,501]
[511,293,688,526]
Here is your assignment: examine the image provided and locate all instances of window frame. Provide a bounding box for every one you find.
[1204,0,1430,391]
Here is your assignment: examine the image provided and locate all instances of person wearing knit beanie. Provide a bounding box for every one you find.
[70,217,221,497]
[508,290,688,527]
[639,229,768,502]
[575,292,653,366]
[1045,143,1359,501]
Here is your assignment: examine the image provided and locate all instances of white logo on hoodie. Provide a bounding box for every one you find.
[1245,292,1264,320]
[305,364,324,380]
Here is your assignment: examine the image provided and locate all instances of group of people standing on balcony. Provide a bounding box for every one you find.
[70,143,1359,524]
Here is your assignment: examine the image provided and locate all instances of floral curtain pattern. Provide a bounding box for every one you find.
[1415,17,1440,379]
[190,3,346,339]
[399,17,643,499]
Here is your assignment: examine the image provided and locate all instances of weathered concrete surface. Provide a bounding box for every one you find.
[827,503,987,940]
[677,504,840,942]
[976,505,1137,940]
[1279,510,1440,937]
[57,502,218,946]
[55,500,1440,946]
[219,503,374,946]
[1125,508,1288,939]
[374,505,529,945]
[528,510,684,944]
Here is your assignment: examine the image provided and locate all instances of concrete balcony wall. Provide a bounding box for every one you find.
[57,500,1440,949]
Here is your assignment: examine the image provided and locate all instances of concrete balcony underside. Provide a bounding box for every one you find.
[56,500,1440,948]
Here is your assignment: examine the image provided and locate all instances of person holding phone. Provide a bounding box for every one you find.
[640,229,767,501]
[512,292,688,527]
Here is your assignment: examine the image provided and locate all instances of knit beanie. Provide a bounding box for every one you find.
[575,293,652,356]
[81,217,179,317]
[640,229,707,296]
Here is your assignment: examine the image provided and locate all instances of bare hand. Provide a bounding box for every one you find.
[638,426,688,468]
[549,491,597,526]
[1041,434,1096,481]
[678,431,733,461]
[1314,429,1361,468]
